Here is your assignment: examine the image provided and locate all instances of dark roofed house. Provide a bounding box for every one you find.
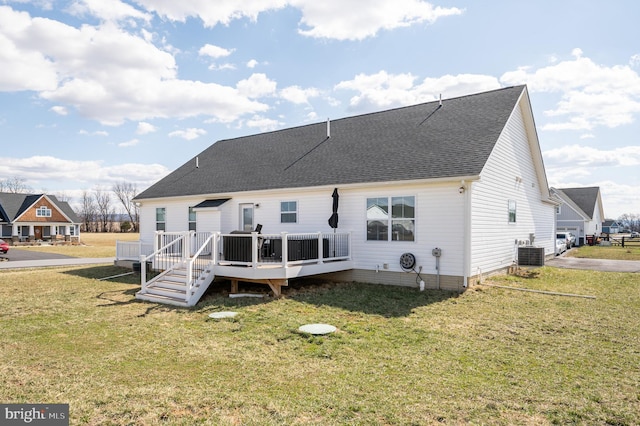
[602,220,621,235]
[124,85,558,307]
[550,186,605,246]
[0,193,81,243]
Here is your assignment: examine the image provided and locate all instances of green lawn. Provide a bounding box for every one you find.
[0,265,638,425]
[567,244,640,260]
[11,233,139,258]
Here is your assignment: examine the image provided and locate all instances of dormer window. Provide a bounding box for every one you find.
[36,206,52,217]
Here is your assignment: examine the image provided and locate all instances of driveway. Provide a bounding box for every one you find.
[1,248,74,261]
[0,248,114,269]
[546,256,640,273]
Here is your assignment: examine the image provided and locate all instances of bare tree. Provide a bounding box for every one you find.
[54,191,71,203]
[79,190,97,232]
[112,181,139,232]
[0,177,33,193]
[94,187,113,232]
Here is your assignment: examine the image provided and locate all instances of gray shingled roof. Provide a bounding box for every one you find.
[136,85,526,200]
[555,187,600,219]
[0,193,80,223]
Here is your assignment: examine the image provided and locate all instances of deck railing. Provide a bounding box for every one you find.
[186,233,216,300]
[115,240,154,260]
[135,230,351,294]
[218,231,350,267]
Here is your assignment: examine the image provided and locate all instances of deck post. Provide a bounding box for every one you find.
[281,232,288,268]
[140,254,147,292]
[213,232,219,265]
[251,232,259,268]
[317,231,324,264]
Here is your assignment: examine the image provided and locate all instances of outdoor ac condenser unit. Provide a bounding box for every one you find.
[517,247,545,266]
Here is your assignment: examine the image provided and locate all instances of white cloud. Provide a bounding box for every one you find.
[501,49,640,131]
[630,54,640,68]
[50,105,68,115]
[246,59,259,68]
[245,115,282,132]
[236,73,277,98]
[79,129,109,136]
[293,0,464,40]
[168,128,207,140]
[136,121,157,134]
[133,0,286,26]
[66,0,151,23]
[544,144,640,168]
[335,71,500,111]
[0,155,170,190]
[132,0,462,40]
[0,7,58,91]
[0,7,269,125]
[118,138,140,147]
[208,63,236,71]
[198,43,234,58]
[279,85,320,104]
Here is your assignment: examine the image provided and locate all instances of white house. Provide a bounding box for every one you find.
[127,85,557,306]
[550,187,605,245]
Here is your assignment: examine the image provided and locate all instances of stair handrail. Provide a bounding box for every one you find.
[185,232,216,303]
[139,232,189,293]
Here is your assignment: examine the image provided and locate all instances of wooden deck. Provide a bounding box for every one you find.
[125,231,353,305]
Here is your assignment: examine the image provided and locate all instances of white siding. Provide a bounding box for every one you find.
[342,182,465,277]
[470,103,555,276]
[138,181,466,279]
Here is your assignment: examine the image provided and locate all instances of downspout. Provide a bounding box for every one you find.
[462,181,471,289]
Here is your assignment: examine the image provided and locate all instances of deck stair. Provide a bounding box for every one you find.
[136,262,215,307]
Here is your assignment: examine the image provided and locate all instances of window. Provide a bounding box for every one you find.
[367,196,415,241]
[36,206,51,217]
[280,201,297,223]
[156,207,166,231]
[188,207,196,231]
[508,200,517,223]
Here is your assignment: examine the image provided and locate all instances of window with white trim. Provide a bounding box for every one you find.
[188,207,196,231]
[280,201,297,223]
[36,206,52,217]
[367,196,415,241]
[156,207,166,231]
[508,200,517,223]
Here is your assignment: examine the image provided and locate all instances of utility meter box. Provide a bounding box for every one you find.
[432,248,442,257]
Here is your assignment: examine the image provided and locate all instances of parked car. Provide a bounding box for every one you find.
[555,238,567,256]
[631,232,640,238]
[556,232,573,249]
[0,239,9,254]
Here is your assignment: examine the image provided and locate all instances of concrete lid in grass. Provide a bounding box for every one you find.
[208,311,238,319]
[298,324,336,335]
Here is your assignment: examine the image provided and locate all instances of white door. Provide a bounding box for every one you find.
[240,204,254,231]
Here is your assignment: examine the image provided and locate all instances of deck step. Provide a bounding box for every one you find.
[136,292,190,307]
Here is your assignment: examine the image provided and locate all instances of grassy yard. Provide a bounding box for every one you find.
[13,233,139,258]
[566,244,640,260]
[0,265,638,425]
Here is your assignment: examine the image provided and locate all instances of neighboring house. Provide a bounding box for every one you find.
[602,220,621,235]
[550,187,605,245]
[129,85,557,306]
[0,193,81,243]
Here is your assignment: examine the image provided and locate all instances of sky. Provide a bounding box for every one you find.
[0,0,639,219]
